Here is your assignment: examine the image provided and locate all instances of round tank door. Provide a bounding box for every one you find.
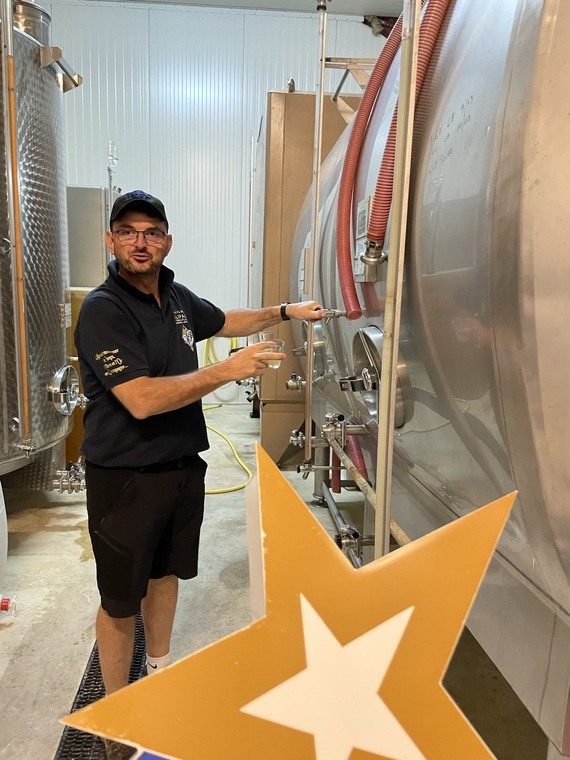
[353,326,409,428]
[47,365,80,416]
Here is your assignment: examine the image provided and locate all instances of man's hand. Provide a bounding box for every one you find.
[224,342,285,380]
[285,300,327,322]
[218,301,328,338]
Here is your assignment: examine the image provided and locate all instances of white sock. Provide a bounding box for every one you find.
[146,652,170,675]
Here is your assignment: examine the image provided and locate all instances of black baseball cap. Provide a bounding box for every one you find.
[110,190,168,228]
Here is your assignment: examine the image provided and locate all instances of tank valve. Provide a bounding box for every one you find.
[290,429,305,448]
[296,461,314,479]
[286,371,305,393]
[15,442,36,457]
[322,413,346,447]
[236,376,258,387]
[335,526,375,554]
[76,394,88,410]
[52,460,86,493]
[323,309,347,324]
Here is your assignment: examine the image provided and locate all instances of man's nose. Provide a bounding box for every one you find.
[134,231,147,248]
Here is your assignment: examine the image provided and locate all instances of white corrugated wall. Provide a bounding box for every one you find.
[48,1,382,399]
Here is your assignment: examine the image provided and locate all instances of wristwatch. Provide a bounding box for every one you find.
[280,302,291,321]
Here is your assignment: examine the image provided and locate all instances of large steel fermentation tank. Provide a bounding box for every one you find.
[0,1,81,491]
[290,0,570,753]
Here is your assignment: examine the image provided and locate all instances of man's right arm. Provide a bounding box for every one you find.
[110,341,283,419]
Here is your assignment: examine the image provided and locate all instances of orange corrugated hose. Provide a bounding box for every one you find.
[346,435,369,481]
[332,450,342,493]
[367,0,452,246]
[337,0,452,319]
[336,14,404,321]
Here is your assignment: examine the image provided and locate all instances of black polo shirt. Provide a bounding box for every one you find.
[75,261,226,468]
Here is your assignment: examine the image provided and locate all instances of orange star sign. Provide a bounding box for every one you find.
[62,445,514,759]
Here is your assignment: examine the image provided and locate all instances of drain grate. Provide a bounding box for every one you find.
[54,614,146,759]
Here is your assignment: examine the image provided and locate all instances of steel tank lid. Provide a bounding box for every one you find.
[13,0,51,46]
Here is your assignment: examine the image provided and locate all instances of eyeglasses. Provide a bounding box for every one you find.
[112,228,167,245]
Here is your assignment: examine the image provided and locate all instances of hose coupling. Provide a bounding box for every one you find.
[361,238,387,266]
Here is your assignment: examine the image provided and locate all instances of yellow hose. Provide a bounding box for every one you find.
[202,339,252,494]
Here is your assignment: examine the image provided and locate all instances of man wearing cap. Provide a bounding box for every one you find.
[75,190,325,752]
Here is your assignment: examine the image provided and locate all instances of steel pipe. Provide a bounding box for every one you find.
[321,483,363,568]
[374,0,422,558]
[0,0,31,444]
[304,0,328,463]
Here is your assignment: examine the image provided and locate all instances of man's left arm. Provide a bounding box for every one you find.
[216,301,327,338]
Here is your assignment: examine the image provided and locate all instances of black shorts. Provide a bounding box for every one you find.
[85,455,207,618]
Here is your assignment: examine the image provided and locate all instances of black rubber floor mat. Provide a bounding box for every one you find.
[54,614,146,759]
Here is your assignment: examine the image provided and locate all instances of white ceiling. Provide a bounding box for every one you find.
[123,0,404,16]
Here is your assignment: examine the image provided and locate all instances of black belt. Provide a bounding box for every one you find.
[136,455,196,473]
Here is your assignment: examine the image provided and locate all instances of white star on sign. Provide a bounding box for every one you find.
[241,596,426,760]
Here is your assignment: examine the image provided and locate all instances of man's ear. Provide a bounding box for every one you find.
[105,229,116,256]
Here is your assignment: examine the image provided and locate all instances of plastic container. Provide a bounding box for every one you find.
[0,595,15,615]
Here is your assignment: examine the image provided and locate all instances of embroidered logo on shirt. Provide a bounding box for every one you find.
[182,325,195,351]
[95,348,128,376]
[173,310,188,325]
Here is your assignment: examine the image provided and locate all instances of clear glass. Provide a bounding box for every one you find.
[114,228,166,244]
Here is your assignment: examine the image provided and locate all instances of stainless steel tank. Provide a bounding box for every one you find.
[0,0,81,489]
[291,0,570,752]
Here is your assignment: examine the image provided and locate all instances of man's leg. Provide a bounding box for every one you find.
[141,574,179,662]
[96,606,136,695]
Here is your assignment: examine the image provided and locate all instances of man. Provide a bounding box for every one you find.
[75,190,324,757]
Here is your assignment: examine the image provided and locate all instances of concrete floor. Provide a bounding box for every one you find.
[0,404,551,759]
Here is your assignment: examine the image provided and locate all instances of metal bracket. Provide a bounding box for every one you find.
[39,46,83,92]
[326,57,377,101]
